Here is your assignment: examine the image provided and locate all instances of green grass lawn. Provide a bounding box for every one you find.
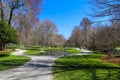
[53,54,120,80]
[24,50,41,55]
[65,48,82,54]
[0,50,31,71]
[116,46,120,50]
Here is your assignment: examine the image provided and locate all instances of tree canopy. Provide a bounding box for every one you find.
[0,20,18,51]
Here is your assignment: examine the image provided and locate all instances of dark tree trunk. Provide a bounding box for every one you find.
[0,42,5,51]
[8,8,14,25]
[2,43,5,50]
[0,0,4,20]
[0,41,2,51]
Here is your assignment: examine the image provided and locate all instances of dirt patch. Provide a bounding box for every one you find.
[0,51,5,52]
[101,56,120,65]
[0,49,8,52]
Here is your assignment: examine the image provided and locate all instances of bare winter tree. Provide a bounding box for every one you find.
[6,0,43,25]
[94,24,120,58]
[89,0,120,21]
[35,19,62,47]
[51,34,66,47]
[13,0,43,47]
[88,0,120,58]
[0,0,43,47]
[80,17,92,48]
[67,26,81,47]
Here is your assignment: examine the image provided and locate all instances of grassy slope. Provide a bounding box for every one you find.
[24,50,41,55]
[65,48,82,54]
[53,54,120,80]
[0,50,31,71]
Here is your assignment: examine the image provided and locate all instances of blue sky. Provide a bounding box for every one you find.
[39,0,90,39]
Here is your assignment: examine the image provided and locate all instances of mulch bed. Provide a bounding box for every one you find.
[101,56,120,65]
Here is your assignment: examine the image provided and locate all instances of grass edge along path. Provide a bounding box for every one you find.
[65,48,82,54]
[53,54,120,80]
[0,49,31,71]
[24,47,83,55]
[24,47,64,55]
[24,50,41,55]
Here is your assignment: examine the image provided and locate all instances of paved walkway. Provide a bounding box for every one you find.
[0,49,57,80]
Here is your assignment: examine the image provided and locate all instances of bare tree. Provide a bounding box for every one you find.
[89,0,120,21]
[94,24,120,58]
[88,0,120,57]
[53,34,66,47]
[80,17,92,48]
[68,26,81,47]
[35,19,59,47]
[12,0,43,47]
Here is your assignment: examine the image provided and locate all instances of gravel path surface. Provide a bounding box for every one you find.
[0,49,57,80]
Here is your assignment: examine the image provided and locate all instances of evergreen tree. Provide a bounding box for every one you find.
[0,20,18,51]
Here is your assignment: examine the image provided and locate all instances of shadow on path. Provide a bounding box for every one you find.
[0,49,57,80]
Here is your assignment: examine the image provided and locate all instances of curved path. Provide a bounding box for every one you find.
[0,49,57,80]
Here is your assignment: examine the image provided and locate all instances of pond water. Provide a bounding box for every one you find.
[41,50,68,56]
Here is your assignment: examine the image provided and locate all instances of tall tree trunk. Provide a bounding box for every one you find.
[8,8,14,25]
[2,43,5,50]
[0,42,5,51]
[0,40,2,51]
[0,0,4,20]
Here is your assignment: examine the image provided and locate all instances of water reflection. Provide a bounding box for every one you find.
[41,50,68,56]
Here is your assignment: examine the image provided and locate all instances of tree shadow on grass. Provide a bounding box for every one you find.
[0,59,29,71]
[53,64,120,80]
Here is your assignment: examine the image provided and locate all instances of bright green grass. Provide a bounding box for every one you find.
[65,48,82,54]
[53,54,120,80]
[0,50,31,71]
[24,50,41,55]
[116,46,120,50]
